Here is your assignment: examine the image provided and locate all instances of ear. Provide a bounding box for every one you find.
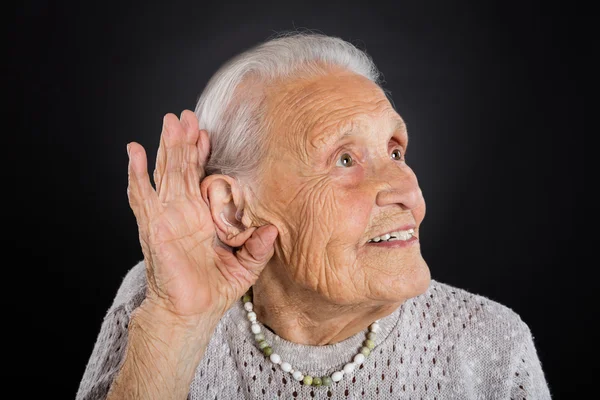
[200,174,256,248]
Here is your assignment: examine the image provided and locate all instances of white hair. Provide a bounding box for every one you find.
[194,31,383,186]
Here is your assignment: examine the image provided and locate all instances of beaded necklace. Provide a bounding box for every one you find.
[241,290,380,388]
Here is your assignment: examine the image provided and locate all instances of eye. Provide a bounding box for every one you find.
[391,148,404,161]
[336,153,354,168]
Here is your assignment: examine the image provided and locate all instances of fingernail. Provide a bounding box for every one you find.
[126,143,131,156]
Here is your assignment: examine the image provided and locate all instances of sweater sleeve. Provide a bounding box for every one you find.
[509,324,552,400]
[75,306,131,400]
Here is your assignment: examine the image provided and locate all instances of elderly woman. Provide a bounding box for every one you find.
[76,33,551,399]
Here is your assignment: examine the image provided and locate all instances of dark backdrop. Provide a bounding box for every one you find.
[11,0,587,398]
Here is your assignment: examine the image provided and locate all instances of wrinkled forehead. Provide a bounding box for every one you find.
[265,70,398,153]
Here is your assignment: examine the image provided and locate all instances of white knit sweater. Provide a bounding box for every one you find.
[76,260,552,399]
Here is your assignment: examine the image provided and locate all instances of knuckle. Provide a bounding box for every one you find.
[126,185,136,201]
[240,245,261,265]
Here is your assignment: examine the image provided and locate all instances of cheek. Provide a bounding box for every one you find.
[330,170,373,243]
[337,193,371,234]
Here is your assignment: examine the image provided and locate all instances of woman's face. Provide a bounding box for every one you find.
[248,69,430,305]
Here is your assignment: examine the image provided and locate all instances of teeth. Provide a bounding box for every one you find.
[369,229,414,243]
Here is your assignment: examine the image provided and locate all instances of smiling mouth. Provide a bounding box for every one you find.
[367,228,415,243]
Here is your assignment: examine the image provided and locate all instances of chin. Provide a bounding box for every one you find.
[367,257,431,303]
[402,258,431,298]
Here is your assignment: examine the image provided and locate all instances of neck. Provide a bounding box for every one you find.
[251,264,403,346]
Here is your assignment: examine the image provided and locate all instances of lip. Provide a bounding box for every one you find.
[366,224,416,243]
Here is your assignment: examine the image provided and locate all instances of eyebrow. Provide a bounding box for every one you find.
[319,119,408,149]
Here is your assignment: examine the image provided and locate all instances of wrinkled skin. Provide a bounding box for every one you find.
[239,68,431,345]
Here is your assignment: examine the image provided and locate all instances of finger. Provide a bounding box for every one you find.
[180,109,199,140]
[128,143,162,293]
[197,129,210,180]
[153,131,167,196]
[180,110,202,198]
[235,225,279,277]
[127,142,162,227]
[159,113,187,203]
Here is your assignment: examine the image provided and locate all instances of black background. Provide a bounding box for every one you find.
[11,0,587,398]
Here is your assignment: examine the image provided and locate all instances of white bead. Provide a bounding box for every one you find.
[369,322,381,333]
[343,362,356,374]
[269,353,281,364]
[251,324,261,334]
[293,370,304,381]
[331,371,344,382]
[280,362,292,372]
[244,302,253,311]
[247,312,257,321]
[354,353,365,364]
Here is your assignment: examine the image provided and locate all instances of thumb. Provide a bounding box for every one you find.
[235,225,279,276]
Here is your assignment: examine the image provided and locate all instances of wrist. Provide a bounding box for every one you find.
[135,296,225,333]
[110,301,222,399]
[131,299,222,350]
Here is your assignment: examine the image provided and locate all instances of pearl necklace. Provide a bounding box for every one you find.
[241,290,381,388]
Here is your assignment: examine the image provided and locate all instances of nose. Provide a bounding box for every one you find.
[374,164,423,211]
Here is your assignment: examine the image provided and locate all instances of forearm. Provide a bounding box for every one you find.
[107,304,222,400]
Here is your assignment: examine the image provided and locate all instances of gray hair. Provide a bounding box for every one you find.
[194,31,383,186]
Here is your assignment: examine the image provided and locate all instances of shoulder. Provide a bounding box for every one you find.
[76,260,147,400]
[425,278,528,326]
[418,280,532,362]
[384,280,549,397]
[423,278,530,336]
[418,278,533,357]
[107,259,147,315]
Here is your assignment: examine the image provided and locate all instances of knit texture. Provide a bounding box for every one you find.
[77,260,552,399]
